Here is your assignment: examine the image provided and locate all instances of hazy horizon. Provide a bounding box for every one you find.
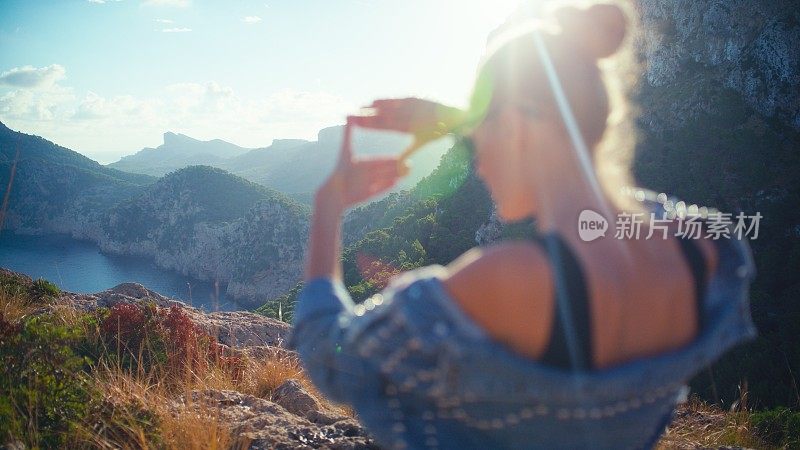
[0,0,521,164]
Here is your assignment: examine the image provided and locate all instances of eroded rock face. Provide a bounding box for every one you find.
[57,282,186,311]
[172,390,378,450]
[201,311,288,348]
[638,0,799,130]
[271,379,348,426]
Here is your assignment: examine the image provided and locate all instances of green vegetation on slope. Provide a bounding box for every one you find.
[102,165,307,245]
[0,121,156,231]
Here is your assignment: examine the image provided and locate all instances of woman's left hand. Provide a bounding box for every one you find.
[316,120,410,210]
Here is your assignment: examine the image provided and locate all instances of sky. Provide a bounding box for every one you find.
[0,0,522,163]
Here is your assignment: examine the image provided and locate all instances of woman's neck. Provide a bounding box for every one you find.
[528,139,613,234]
[523,134,636,265]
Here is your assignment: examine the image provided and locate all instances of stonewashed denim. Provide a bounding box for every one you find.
[286,192,758,450]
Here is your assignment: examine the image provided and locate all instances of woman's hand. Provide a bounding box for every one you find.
[351,97,468,143]
[316,121,410,211]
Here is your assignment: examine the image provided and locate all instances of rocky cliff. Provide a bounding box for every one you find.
[637,0,798,131]
[94,166,311,308]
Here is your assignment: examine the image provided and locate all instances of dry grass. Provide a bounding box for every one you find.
[656,396,771,449]
[156,393,242,450]
[64,361,244,450]
[0,286,37,324]
[2,295,353,450]
[238,353,305,399]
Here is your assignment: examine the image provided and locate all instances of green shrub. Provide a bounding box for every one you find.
[751,407,800,448]
[0,314,94,448]
[255,282,301,324]
[0,271,60,305]
[32,278,60,299]
[0,269,61,310]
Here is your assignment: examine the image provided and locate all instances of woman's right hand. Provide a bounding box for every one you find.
[350,98,468,143]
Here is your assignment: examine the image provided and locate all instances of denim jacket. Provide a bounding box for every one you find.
[286,190,758,450]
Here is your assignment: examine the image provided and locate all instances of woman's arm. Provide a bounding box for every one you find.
[290,119,408,402]
[290,100,459,403]
[304,121,407,282]
[303,98,462,282]
[304,186,347,282]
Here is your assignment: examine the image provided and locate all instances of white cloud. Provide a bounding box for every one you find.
[242,16,262,24]
[87,0,106,3]
[161,27,191,33]
[0,65,76,122]
[166,81,236,116]
[0,86,75,121]
[143,0,189,6]
[73,92,153,121]
[154,18,173,23]
[0,65,66,89]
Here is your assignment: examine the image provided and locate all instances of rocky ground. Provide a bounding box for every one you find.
[55,282,379,449]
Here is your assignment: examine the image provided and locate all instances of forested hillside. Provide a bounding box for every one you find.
[0,122,155,236]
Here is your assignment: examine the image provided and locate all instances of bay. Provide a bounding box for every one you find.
[0,231,238,311]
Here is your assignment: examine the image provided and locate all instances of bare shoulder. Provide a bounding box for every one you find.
[439,241,554,356]
[440,241,552,314]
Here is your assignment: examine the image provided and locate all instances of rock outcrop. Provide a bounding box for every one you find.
[474,204,504,246]
[57,282,291,350]
[638,0,799,130]
[172,390,377,450]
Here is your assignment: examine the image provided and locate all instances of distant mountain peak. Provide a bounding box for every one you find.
[270,138,309,150]
[163,131,199,147]
[317,125,344,144]
[108,131,253,176]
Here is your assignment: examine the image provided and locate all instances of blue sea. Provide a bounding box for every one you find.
[0,231,239,311]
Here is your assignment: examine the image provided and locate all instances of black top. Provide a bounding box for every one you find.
[529,232,709,371]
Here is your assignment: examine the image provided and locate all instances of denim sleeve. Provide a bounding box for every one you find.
[285,276,391,405]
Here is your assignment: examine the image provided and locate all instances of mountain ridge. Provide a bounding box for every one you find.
[104,124,452,199]
[108,132,254,176]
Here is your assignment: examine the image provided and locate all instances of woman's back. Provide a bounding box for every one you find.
[444,212,719,370]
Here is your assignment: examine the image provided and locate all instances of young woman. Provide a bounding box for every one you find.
[287,3,757,449]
